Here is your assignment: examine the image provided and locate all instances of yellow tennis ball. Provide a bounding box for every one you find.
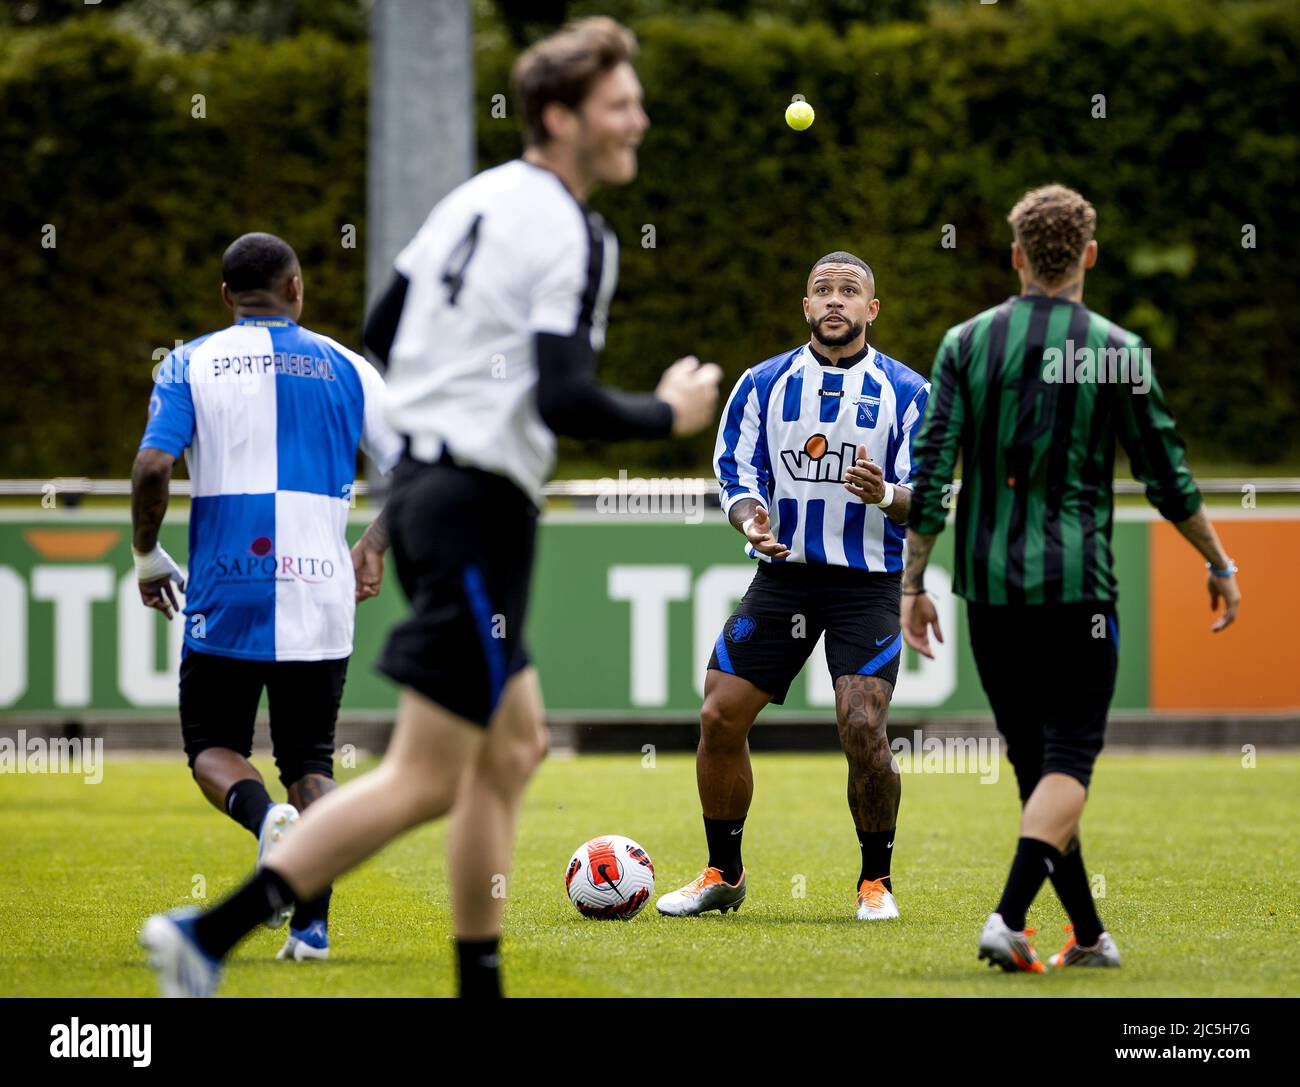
[785,100,815,131]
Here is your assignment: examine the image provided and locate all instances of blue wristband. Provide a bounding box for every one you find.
[1207,560,1237,578]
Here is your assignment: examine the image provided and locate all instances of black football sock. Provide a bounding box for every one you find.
[191,868,297,960]
[857,827,895,893]
[224,778,273,837]
[456,938,501,998]
[290,886,332,931]
[1049,838,1104,947]
[995,837,1061,932]
[703,816,745,884]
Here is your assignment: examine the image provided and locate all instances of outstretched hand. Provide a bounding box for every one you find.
[743,506,790,559]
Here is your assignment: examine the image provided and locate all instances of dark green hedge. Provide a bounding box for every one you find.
[3,0,1296,478]
[0,21,368,477]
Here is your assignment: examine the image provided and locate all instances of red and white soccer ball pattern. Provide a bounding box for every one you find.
[565,835,655,920]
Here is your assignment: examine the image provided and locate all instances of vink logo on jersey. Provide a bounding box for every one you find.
[781,434,855,484]
[211,537,336,584]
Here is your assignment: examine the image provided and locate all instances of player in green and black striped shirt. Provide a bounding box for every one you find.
[902,184,1242,973]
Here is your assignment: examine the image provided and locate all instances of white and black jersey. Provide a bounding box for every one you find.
[367,158,672,722]
[368,158,671,505]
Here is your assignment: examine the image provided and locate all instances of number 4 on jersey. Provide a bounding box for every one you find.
[441,214,483,306]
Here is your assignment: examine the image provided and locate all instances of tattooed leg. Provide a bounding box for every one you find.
[287,772,337,812]
[834,675,898,832]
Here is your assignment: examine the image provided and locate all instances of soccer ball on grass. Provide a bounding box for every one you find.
[565,835,655,920]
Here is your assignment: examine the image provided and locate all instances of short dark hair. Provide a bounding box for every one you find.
[511,17,638,148]
[222,232,298,294]
[808,250,875,292]
[1007,185,1096,286]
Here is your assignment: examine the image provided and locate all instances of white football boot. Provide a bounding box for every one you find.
[977,912,1046,973]
[1049,926,1122,968]
[139,907,221,998]
[655,867,746,916]
[257,802,300,929]
[856,878,901,921]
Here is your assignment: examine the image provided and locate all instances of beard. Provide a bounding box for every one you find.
[808,312,864,347]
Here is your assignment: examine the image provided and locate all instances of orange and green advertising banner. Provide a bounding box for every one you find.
[0,510,1295,719]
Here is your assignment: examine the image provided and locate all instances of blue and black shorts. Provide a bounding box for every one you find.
[376,450,536,727]
[706,562,903,704]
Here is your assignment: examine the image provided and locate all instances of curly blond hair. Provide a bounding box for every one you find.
[1007,185,1096,286]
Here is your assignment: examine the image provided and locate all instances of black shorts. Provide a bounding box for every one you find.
[375,452,537,726]
[706,562,903,704]
[967,601,1118,799]
[179,648,347,786]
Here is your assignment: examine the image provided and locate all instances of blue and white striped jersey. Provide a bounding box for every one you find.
[714,343,929,573]
[139,317,404,662]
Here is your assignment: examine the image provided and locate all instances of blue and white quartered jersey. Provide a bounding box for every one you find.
[714,343,929,572]
[139,317,404,661]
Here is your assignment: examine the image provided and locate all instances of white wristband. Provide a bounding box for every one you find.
[876,481,896,509]
[133,544,184,586]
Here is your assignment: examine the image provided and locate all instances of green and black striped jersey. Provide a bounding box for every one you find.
[907,294,1202,604]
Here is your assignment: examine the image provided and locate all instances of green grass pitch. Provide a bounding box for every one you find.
[1,750,1296,997]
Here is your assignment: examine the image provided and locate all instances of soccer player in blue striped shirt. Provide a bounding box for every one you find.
[656,251,929,922]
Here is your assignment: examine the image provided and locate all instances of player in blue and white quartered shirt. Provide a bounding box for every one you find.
[132,232,403,964]
[656,251,931,926]
[134,282,402,661]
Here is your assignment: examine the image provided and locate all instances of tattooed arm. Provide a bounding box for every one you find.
[900,529,943,659]
[131,448,174,554]
[352,504,390,603]
[359,505,389,552]
[902,529,937,594]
